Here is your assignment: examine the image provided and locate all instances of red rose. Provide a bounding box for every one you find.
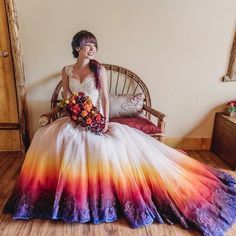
[95,114,101,122]
[228,100,236,106]
[72,115,77,121]
[72,105,81,114]
[72,109,78,114]
[78,92,85,98]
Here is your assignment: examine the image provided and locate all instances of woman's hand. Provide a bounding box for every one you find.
[102,122,109,134]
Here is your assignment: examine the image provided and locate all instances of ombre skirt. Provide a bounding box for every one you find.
[3,117,236,236]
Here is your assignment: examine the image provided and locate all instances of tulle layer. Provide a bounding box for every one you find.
[3,117,236,236]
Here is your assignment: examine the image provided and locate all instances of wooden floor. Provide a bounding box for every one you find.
[0,151,236,236]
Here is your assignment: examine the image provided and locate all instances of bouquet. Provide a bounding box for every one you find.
[226,100,236,116]
[60,92,106,135]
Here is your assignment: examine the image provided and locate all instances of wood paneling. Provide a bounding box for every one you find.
[1,151,236,236]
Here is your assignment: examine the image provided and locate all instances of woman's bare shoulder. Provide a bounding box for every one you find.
[61,64,73,76]
[62,64,73,71]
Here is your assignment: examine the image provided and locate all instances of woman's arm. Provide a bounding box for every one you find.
[100,66,109,128]
[62,66,71,99]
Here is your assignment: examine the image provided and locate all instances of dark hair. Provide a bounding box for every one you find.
[71,30,101,89]
[71,30,98,58]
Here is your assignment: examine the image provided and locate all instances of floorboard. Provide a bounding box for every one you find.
[0,151,235,236]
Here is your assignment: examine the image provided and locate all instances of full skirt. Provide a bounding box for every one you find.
[3,117,236,236]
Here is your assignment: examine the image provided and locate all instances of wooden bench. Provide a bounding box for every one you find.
[39,64,167,141]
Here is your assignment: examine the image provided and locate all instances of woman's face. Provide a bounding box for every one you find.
[76,42,97,59]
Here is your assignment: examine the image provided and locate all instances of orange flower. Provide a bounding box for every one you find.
[86,118,92,125]
[81,110,88,117]
[84,104,92,112]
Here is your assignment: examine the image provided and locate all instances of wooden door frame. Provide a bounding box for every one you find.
[4,0,29,152]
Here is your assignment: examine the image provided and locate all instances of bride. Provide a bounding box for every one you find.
[3,30,236,236]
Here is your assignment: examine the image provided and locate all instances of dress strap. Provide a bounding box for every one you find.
[65,65,73,77]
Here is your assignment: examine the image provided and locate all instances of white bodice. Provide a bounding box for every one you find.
[65,65,102,114]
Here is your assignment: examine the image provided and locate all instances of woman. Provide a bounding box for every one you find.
[3,30,236,236]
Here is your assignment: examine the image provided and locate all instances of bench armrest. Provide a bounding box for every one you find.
[143,104,167,133]
[39,107,60,127]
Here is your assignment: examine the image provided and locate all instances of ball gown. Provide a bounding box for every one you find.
[3,65,236,236]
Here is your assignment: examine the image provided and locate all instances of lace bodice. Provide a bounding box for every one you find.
[65,65,102,114]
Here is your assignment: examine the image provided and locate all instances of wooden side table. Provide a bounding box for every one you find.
[211,112,236,170]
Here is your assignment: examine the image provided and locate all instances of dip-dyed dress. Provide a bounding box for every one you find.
[3,65,236,236]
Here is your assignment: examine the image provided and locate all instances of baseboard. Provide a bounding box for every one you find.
[163,137,211,150]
